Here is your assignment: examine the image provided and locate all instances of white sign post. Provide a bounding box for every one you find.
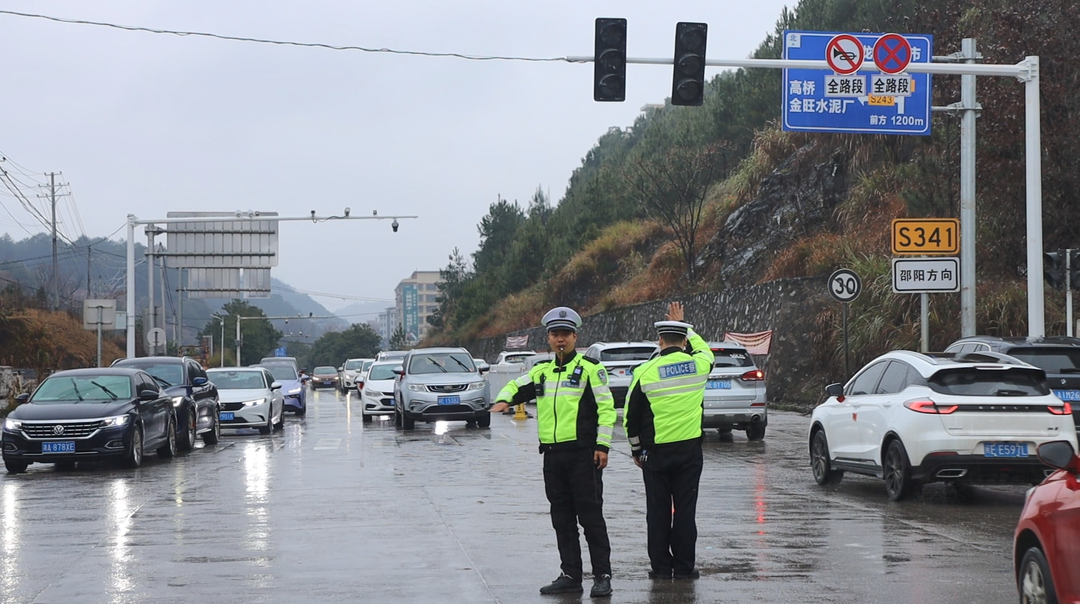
[892,257,960,353]
[828,269,862,377]
[83,299,116,367]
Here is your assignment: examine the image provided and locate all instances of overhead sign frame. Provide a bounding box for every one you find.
[783,30,933,136]
[891,218,960,255]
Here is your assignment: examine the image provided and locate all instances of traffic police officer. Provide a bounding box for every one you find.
[490,306,617,598]
[623,301,714,580]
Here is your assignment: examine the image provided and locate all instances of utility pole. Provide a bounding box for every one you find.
[49,172,57,310]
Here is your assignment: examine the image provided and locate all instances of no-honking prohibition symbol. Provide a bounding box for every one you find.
[825,34,864,75]
[873,33,912,74]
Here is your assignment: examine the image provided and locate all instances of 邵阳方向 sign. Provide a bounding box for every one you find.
[891,258,960,293]
[783,31,932,136]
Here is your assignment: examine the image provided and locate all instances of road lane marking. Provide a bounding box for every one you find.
[313,438,342,450]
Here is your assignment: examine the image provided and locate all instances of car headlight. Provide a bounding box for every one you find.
[242,399,267,407]
[467,382,485,391]
[4,419,22,430]
[407,384,426,392]
[288,388,301,395]
[101,415,129,427]
[171,396,185,407]
[364,388,383,398]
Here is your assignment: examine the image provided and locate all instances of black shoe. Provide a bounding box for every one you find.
[539,574,583,595]
[648,570,672,580]
[673,569,700,580]
[590,574,612,598]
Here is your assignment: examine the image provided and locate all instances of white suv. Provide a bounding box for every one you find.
[702,342,768,441]
[340,357,373,392]
[809,350,1078,501]
[584,342,660,408]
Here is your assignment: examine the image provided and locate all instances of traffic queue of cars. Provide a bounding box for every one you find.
[1,354,314,474]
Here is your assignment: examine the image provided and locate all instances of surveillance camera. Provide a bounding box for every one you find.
[373,209,377,216]
[391,219,399,233]
[344,207,351,217]
[310,210,316,218]
[254,210,261,217]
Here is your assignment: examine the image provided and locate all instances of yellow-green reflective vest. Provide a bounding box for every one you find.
[623,328,714,450]
[495,353,616,452]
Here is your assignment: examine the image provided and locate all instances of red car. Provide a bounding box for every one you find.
[1014,440,1080,604]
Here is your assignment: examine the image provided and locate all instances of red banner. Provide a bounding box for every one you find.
[723,330,773,355]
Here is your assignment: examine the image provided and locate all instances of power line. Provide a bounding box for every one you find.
[0,9,573,64]
[275,284,391,302]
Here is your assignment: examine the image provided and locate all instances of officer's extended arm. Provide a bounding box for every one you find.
[687,327,715,374]
[490,372,536,412]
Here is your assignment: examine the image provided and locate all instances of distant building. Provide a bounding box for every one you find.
[394,271,441,342]
[376,305,397,345]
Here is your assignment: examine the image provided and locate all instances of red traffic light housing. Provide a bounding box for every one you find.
[1045,250,1066,291]
[671,22,708,106]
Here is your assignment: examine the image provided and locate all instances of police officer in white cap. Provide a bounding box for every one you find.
[623,301,714,580]
[491,306,617,597]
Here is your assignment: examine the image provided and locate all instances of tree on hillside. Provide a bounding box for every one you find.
[626,145,726,282]
[198,300,282,366]
[389,324,408,350]
[304,323,381,368]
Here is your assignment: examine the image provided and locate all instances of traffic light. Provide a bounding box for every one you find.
[593,18,627,102]
[1045,250,1065,290]
[671,22,708,106]
[1070,250,1080,290]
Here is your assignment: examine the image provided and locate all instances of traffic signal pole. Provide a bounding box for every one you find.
[571,45,1044,337]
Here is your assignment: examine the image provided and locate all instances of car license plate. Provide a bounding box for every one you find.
[706,379,732,390]
[42,441,75,453]
[1053,389,1080,401]
[322,381,332,386]
[219,412,235,421]
[984,442,1029,457]
[438,396,461,405]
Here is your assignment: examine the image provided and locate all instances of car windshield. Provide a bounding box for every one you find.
[32,375,132,403]
[313,367,336,376]
[361,360,373,372]
[1006,348,1080,374]
[599,347,657,362]
[122,363,184,386]
[260,364,298,381]
[503,354,533,364]
[408,353,475,375]
[711,349,754,368]
[208,371,266,390]
[367,364,397,381]
[928,368,1050,396]
[345,360,364,370]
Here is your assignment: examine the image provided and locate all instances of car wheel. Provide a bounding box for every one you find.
[718,429,734,443]
[362,414,372,424]
[1019,546,1057,604]
[884,439,919,501]
[4,458,28,474]
[295,405,307,417]
[811,429,843,485]
[54,460,76,471]
[274,407,285,431]
[746,423,766,441]
[259,411,273,435]
[476,412,491,428]
[202,411,221,445]
[157,414,177,458]
[180,407,197,451]
[402,412,415,431]
[394,404,402,428]
[125,426,144,468]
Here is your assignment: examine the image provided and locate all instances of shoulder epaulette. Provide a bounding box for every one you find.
[582,355,601,365]
[532,359,554,369]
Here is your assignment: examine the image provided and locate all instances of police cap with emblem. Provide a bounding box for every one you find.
[542,306,582,332]
[654,320,692,337]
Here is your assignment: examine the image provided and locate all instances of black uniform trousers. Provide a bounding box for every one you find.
[640,439,703,576]
[542,447,612,581]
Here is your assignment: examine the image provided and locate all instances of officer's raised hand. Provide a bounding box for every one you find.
[667,301,684,322]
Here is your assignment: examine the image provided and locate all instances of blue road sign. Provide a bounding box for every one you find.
[274,347,287,357]
[783,31,933,136]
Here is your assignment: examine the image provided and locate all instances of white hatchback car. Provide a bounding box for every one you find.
[584,342,660,408]
[809,350,1078,501]
[207,367,285,435]
[340,357,374,392]
[359,361,399,423]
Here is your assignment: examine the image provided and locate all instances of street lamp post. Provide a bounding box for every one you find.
[235,313,334,367]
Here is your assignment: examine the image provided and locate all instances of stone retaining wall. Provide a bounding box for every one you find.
[467,277,831,404]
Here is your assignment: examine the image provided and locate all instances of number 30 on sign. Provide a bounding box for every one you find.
[891,218,959,255]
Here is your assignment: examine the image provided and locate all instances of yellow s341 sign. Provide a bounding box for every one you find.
[891,218,960,255]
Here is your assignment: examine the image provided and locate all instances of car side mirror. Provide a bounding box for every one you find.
[337,367,343,372]
[192,377,208,386]
[478,363,490,374]
[392,366,404,376]
[1037,441,1079,472]
[270,381,282,391]
[14,393,29,404]
[825,383,845,399]
[138,390,159,401]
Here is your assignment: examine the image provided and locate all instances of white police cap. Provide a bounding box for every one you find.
[654,320,692,337]
[542,306,582,332]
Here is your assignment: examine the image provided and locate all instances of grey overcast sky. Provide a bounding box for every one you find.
[0,0,791,312]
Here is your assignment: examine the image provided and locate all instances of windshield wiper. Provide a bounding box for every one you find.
[70,378,84,402]
[994,389,1028,396]
[450,357,473,372]
[1059,368,1080,374]
[90,381,119,400]
[153,376,173,387]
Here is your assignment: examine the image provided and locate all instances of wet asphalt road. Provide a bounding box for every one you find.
[0,387,1026,604]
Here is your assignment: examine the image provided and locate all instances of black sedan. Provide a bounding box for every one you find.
[1,368,178,473]
[112,356,221,449]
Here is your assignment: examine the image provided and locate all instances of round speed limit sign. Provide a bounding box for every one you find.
[828,269,862,303]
